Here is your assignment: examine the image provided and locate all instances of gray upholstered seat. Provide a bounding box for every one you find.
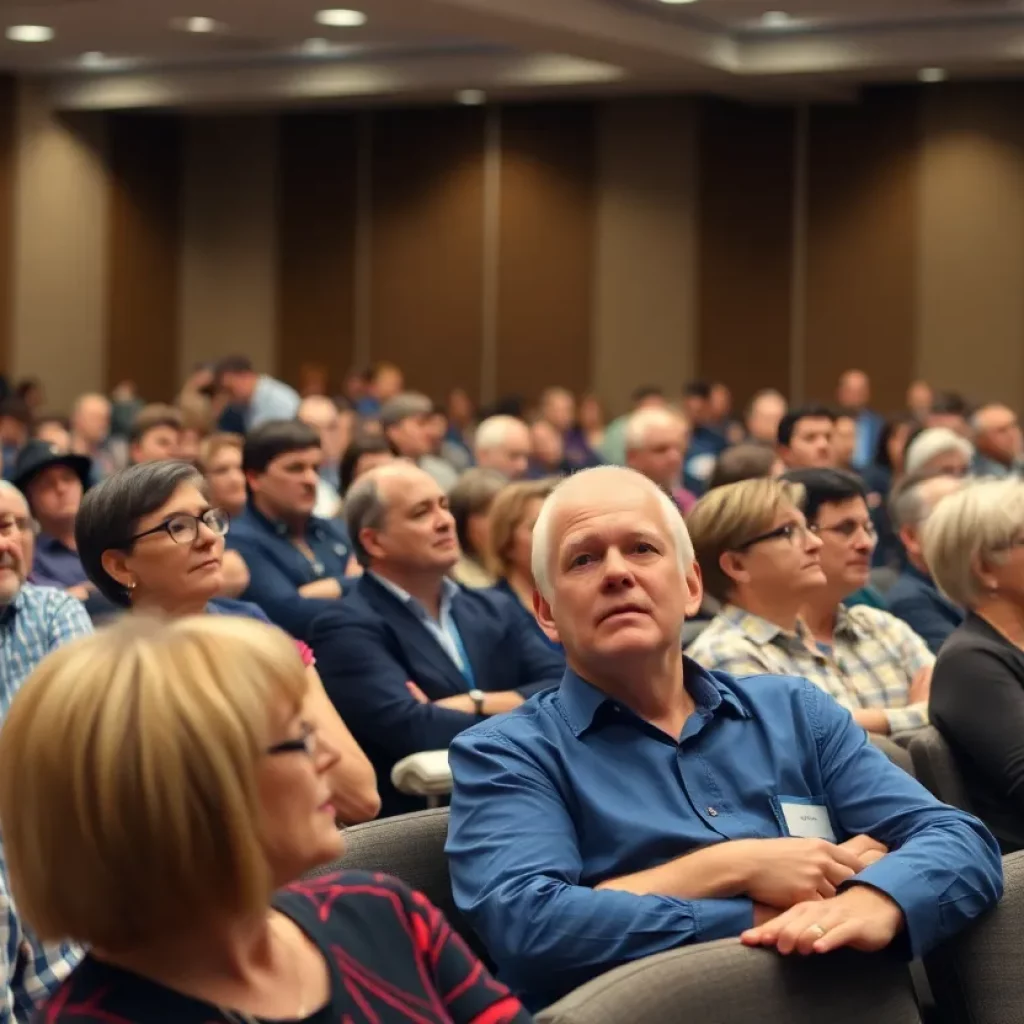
[908,725,973,812]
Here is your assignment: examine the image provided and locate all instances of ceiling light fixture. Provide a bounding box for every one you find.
[79,50,106,66]
[455,89,487,106]
[918,67,948,83]
[760,10,793,28]
[5,24,54,43]
[171,15,221,33]
[657,0,700,4]
[314,9,367,27]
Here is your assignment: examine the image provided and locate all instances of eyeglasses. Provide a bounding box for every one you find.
[810,520,878,541]
[266,721,316,758]
[735,522,810,552]
[130,508,229,547]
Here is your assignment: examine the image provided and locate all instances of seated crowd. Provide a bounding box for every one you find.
[0,359,1020,1021]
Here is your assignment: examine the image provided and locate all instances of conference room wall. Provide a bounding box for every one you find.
[5,83,1024,417]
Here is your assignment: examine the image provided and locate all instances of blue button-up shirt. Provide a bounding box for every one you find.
[29,535,88,590]
[246,374,300,430]
[0,585,92,718]
[446,658,1002,1010]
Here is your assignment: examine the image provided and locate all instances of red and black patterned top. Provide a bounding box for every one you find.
[37,872,533,1024]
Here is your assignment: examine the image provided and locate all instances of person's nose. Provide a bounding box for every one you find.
[805,529,824,553]
[303,467,319,487]
[436,508,455,533]
[314,732,341,774]
[600,547,636,589]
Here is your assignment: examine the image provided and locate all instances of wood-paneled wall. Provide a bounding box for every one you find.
[0,77,15,378]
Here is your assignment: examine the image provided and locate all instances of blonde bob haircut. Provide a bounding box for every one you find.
[922,477,1024,608]
[0,614,307,952]
[487,478,558,580]
[686,477,806,603]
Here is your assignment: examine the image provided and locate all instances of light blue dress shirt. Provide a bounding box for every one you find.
[246,374,301,430]
[446,657,1003,1011]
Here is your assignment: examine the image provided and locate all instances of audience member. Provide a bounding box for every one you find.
[926,478,1024,852]
[681,381,729,493]
[541,386,600,470]
[710,382,745,444]
[707,443,781,490]
[926,391,971,437]
[745,388,788,446]
[777,405,835,469]
[836,369,883,469]
[487,479,562,653]
[381,392,459,492]
[863,415,916,499]
[339,435,394,495]
[32,416,71,452]
[971,403,1024,477]
[686,477,921,734]
[310,462,564,816]
[214,355,300,430]
[904,426,973,477]
[624,406,695,513]
[69,393,114,484]
[449,468,506,589]
[341,366,370,408]
[298,395,347,519]
[446,466,1001,1011]
[783,468,934,734]
[197,433,247,518]
[445,387,476,453]
[356,360,404,418]
[297,361,329,398]
[0,398,31,478]
[578,393,606,454]
[75,460,377,824]
[0,481,92,713]
[528,419,568,478]
[14,378,44,415]
[906,380,934,420]
[474,415,532,481]
[429,409,472,473]
[886,471,965,654]
[599,386,665,466]
[832,411,857,471]
[128,404,182,464]
[0,615,526,1024]
[227,422,356,638]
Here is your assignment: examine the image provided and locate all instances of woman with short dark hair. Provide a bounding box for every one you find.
[449,468,507,589]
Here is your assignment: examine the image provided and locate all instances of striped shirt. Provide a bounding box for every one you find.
[688,603,933,734]
[0,585,92,720]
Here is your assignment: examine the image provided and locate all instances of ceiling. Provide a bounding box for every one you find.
[0,0,1021,110]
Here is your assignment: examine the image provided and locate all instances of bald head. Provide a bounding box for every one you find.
[972,403,1022,467]
[625,407,688,490]
[474,415,531,481]
[71,393,111,447]
[837,369,870,411]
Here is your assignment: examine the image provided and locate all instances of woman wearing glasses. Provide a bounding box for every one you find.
[0,615,531,1024]
[75,461,379,825]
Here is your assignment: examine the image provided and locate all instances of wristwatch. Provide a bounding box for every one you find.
[468,689,486,716]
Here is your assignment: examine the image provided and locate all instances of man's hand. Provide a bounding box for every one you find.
[839,834,888,868]
[740,885,904,955]
[405,682,524,715]
[738,838,866,907]
[909,665,933,705]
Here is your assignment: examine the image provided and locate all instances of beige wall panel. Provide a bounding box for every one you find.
[11,81,108,413]
[180,115,278,380]
[917,84,1024,409]
[592,98,698,417]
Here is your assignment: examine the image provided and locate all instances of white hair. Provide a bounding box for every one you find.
[0,481,27,512]
[474,415,527,455]
[624,407,685,453]
[904,427,974,476]
[531,466,694,600]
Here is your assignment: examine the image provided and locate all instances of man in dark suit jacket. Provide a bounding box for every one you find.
[310,462,564,816]
[886,470,965,655]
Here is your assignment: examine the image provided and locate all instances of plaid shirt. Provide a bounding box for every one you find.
[0,839,81,1023]
[688,603,933,734]
[0,585,93,719]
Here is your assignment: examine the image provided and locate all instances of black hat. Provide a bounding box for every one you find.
[12,441,91,496]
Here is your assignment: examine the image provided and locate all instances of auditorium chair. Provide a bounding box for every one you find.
[924,850,1024,1024]
[907,726,974,813]
[536,941,922,1024]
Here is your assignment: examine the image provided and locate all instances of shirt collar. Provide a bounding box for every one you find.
[833,603,862,641]
[370,572,460,618]
[720,603,802,646]
[559,654,750,738]
[904,563,936,589]
[35,532,71,555]
[0,586,27,626]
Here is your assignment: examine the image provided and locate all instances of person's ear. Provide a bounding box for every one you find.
[101,549,134,592]
[683,561,704,618]
[533,588,561,645]
[719,550,749,588]
[360,526,387,562]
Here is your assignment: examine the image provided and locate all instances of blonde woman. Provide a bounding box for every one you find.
[449,468,507,589]
[487,479,562,653]
[925,477,1024,852]
[0,616,532,1024]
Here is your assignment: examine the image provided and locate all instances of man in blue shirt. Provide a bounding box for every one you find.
[886,470,965,655]
[227,420,356,640]
[310,461,564,817]
[681,382,728,495]
[214,355,300,431]
[837,369,884,470]
[446,466,1002,1012]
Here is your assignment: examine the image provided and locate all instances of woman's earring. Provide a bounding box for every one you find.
[128,581,137,591]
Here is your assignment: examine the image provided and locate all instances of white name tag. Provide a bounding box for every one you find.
[780,799,836,842]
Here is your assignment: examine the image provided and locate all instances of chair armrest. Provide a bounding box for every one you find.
[391,750,453,796]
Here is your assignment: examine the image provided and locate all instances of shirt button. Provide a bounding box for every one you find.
[707,807,718,817]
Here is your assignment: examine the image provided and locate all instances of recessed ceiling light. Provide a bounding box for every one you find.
[171,15,222,34]
[760,10,793,28]
[657,0,700,4]
[314,9,367,27]
[6,24,55,43]
[918,67,948,83]
[455,89,487,106]
[79,50,106,66]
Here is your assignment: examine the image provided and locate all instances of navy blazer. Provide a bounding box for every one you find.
[886,565,964,656]
[310,574,565,816]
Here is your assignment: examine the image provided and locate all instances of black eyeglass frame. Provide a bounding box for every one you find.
[129,507,230,546]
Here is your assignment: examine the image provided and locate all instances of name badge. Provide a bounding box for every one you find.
[779,797,836,842]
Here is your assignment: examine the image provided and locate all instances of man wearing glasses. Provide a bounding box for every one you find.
[687,472,931,737]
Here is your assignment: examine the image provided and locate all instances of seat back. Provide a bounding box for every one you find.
[537,940,922,1024]
[925,850,1024,1024]
[307,808,490,964]
[908,726,973,813]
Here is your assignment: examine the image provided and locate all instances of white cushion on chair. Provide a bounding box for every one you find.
[391,750,453,796]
